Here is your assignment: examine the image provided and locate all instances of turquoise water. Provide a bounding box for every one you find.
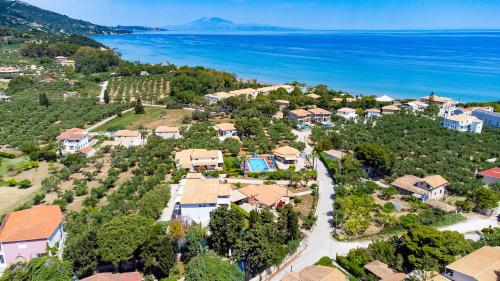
[93,31,500,102]
[247,158,269,172]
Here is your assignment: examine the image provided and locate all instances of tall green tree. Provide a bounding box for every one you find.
[277,204,300,243]
[103,87,110,104]
[208,206,244,257]
[467,187,499,210]
[186,222,207,260]
[140,224,175,279]
[135,98,145,114]
[63,229,98,278]
[38,92,49,107]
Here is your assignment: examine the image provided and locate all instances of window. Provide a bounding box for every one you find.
[0,255,4,264]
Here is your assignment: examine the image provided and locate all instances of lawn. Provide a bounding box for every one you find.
[93,107,190,131]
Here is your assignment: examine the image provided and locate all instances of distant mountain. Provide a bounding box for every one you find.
[114,25,169,32]
[166,17,303,32]
[0,0,128,34]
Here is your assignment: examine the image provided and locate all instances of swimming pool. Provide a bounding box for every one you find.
[247,158,270,172]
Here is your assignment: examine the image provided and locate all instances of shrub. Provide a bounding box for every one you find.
[383,202,396,213]
[294,197,303,204]
[6,178,17,187]
[18,179,32,189]
[287,239,300,254]
[32,192,46,205]
[315,256,334,267]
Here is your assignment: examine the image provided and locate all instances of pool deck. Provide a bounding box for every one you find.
[243,155,277,174]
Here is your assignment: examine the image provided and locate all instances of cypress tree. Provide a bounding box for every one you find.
[135,98,145,114]
[39,92,49,107]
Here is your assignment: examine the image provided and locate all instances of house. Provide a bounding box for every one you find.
[282,265,347,281]
[113,130,143,147]
[155,126,180,139]
[0,66,20,77]
[175,149,224,172]
[381,105,400,115]
[54,56,67,65]
[308,108,332,123]
[63,91,79,99]
[56,128,91,155]
[288,109,312,125]
[471,110,500,128]
[443,246,500,281]
[306,93,321,99]
[0,93,11,102]
[214,123,237,138]
[421,95,454,107]
[276,99,290,110]
[333,97,356,103]
[41,76,55,83]
[365,108,381,118]
[178,177,233,225]
[391,175,448,201]
[402,101,428,112]
[204,92,233,104]
[257,84,294,95]
[337,107,358,121]
[237,184,294,208]
[441,114,483,133]
[454,106,494,115]
[78,146,96,158]
[229,88,259,99]
[273,145,300,164]
[0,205,63,267]
[324,149,347,162]
[375,95,394,103]
[140,71,149,76]
[81,272,141,281]
[477,167,500,185]
[364,260,397,280]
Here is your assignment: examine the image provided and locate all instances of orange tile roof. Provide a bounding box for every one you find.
[364,260,396,279]
[289,109,312,117]
[155,126,179,133]
[56,128,87,141]
[337,107,355,113]
[282,265,347,281]
[214,122,236,131]
[446,246,500,281]
[114,130,140,137]
[477,167,500,179]
[0,205,62,243]
[238,184,294,207]
[382,105,400,111]
[307,93,321,99]
[80,272,141,281]
[308,108,332,115]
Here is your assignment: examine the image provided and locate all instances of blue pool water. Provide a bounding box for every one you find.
[93,31,500,102]
[247,158,269,172]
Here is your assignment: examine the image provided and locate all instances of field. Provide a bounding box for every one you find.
[93,107,190,131]
[108,75,170,104]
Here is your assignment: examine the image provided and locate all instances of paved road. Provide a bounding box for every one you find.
[439,213,499,234]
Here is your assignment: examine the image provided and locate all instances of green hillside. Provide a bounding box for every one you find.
[0,0,128,34]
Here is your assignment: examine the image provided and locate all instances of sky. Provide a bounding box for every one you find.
[23,0,500,30]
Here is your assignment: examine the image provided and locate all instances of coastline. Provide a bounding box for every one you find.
[92,31,500,102]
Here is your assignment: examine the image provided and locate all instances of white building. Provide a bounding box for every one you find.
[381,105,401,115]
[441,114,483,133]
[257,84,294,95]
[113,130,144,147]
[177,176,233,226]
[402,101,428,112]
[56,128,91,155]
[375,95,394,103]
[392,175,448,201]
[365,108,381,118]
[213,123,237,138]
[175,149,224,172]
[155,126,180,139]
[336,107,358,121]
[229,88,259,99]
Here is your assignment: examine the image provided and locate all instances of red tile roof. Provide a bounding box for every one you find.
[0,205,62,243]
[80,272,141,281]
[478,167,500,179]
[56,128,87,141]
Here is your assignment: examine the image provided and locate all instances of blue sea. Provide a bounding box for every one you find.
[93,31,500,102]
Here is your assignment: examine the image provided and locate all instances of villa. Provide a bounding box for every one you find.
[471,110,500,128]
[177,177,233,225]
[273,145,301,165]
[381,105,400,114]
[288,109,312,124]
[477,167,500,185]
[236,184,294,208]
[0,92,11,102]
[175,149,224,172]
[324,149,347,162]
[421,95,454,107]
[0,205,64,268]
[441,114,483,133]
[257,84,294,95]
[229,88,259,99]
[213,123,237,138]
[155,126,180,139]
[454,106,494,115]
[306,93,321,99]
[443,246,500,281]
[391,174,448,201]
[308,108,332,122]
[54,56,67,65]
[333,97,356,103]
[276,99,290,110]
[114,130,144,147]
[402,101,428,112]
[365,108,381,118]
[204,91,233,104]
[282,265,347,281]
[336,107,358,121]
[56,128,91,155]
[0,66,20,77]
